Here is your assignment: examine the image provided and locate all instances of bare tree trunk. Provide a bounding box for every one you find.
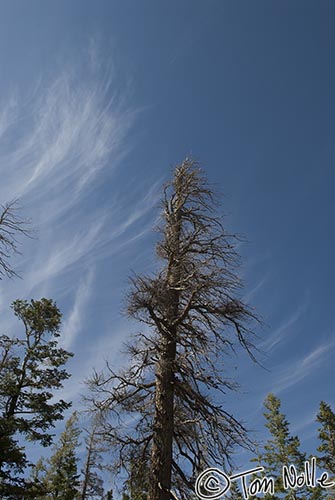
[149,191,182,500]
[149,335,177,500]
[80,431,94,500]
[87,160,259,499]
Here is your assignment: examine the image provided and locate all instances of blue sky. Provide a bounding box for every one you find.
[0,0,335,480]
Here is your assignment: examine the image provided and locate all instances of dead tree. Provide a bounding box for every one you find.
[79,416,107,500]
[87,159,258,500]
[0,200,31,279]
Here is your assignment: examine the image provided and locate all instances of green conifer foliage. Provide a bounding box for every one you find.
[254,393,308,500]
[317,401,335,476]
[0,298,73,496]
[121,449,150,500]
[315,401,335,499]
[44,412,81,500]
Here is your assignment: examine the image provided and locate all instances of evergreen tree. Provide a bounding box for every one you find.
[42,412,81,500]
[316,401,335,475]
[28,457,49,498]
[315,401,335,499]
[121,449,150,500]
[253,393,323,500]
[262,394,304,473]
[0,298,73,497]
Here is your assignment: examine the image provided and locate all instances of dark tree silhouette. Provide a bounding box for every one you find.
[88,160,258,500]
[317,401,335,476]
[79,416,107,500]
[0,299,73,497]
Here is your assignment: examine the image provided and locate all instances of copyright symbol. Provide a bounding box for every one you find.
[195,468,231,500]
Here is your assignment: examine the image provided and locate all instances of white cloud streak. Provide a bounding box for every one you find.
[274,339,335,394]
[0,48,161,394]
[0,46,160,291]
[242,275,268,304]
[261,302,307,352]
[0,68,132,219]
[61,268,95,351]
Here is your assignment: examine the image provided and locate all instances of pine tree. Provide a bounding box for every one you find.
[0,298,73,497]
[253,393,319,500]
[43,412,81,500]
[317,401,335,475]
[315,401,335,499]
[121,449,150,500]
[88,160,258,500]
[28,457,49,498]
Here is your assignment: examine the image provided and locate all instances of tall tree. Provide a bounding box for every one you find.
[253,393,324,500]
[79,417,107,500]
[28,457,49,498]
[121,449,150,500]
[0,200,31,279]
[42,412,81,500]
[88,160,258,500]
[316,401,335,477]
[0,298,73,496]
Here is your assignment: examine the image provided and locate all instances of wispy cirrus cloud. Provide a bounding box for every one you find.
[261,301,308,352]
[242,275,269,305]
[0,47,160,361]
[61,268,96,351]
[1,67,132,220]
[274,339,335,394]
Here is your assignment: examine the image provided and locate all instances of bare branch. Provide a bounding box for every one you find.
[0,200,32,279]
[86,159,260,499]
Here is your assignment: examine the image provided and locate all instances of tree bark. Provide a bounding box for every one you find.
[148,190,182,500]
